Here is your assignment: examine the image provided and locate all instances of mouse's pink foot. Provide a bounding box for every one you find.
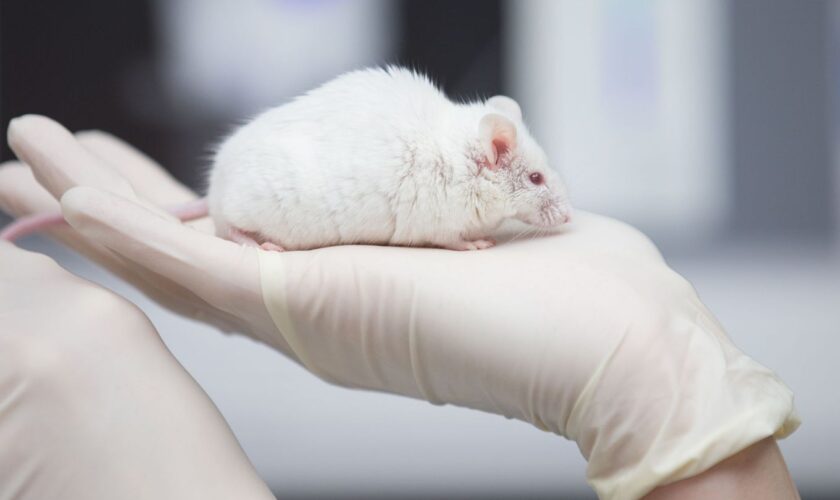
[446,238,496,251]
[259,241,286,252]
[229,227,286,251]
[228,227,261,247]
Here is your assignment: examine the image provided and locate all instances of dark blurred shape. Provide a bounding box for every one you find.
[728,0,834,240]
[397,0,502,99]
[0,0,167,172]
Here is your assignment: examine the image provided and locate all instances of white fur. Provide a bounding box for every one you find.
[207,66,571,250]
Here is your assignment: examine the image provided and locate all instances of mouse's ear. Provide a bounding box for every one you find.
[486,95,522,121]
[479,113,518,169]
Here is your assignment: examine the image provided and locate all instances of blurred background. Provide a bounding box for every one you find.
[1,0,838,498]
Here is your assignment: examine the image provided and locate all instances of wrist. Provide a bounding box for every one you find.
[644,438,799,500]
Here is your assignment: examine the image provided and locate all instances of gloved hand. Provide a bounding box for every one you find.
[0,241,274,500]
[0,115,799,499]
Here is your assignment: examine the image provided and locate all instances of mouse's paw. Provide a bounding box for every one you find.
[229,227,261,246]
[259,242,286,252]
[229,227,286,251]
[446,238,496,251]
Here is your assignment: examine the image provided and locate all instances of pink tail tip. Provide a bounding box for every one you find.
[1,213,68,242]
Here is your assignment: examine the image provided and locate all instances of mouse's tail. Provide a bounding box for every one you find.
[0,212,68,242]
[1,197,210,243]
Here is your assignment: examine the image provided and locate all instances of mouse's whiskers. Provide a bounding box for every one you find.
[507,225,536,245]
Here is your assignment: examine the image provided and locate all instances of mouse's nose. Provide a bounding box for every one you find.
[556,204,573,224]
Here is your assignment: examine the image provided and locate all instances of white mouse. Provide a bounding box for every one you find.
[2,66,572,250]
[207,66,572,251]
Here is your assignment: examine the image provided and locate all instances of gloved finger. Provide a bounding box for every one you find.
[60,186,284,350]
[0,163,244,332]
[0,160,136,258]
[0,161,119,260]
[7,115,137,201]
[0,124,249,335]
[3,124,203,216]
[75,130,216,234]
[2,126,214,236]
[0,161,60,216]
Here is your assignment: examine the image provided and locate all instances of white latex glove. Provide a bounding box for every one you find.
[0,241,274,500]
[1,115,799,499]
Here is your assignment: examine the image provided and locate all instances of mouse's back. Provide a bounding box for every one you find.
[207,67,462,249]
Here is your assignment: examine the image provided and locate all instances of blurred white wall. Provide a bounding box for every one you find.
[153,0,396,119]
[506,0,729,245]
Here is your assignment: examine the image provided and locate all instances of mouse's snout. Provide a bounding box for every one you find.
[545,197,573,227]
[560,210,572,224]
[519,198,572,228]
[556,204,573,225]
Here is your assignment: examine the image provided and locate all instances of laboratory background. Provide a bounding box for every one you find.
[1,0,838,498]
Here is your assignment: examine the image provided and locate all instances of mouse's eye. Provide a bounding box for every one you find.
[529,172,544,186]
